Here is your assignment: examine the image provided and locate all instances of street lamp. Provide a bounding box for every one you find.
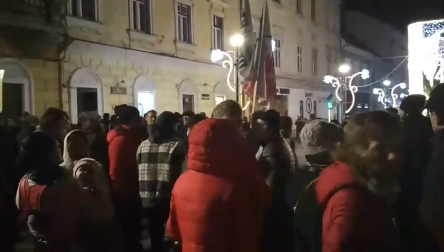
[323,65,370,121]
[338,64,351,74]
[210,34,249,109]
[383,80,392,86]
[230,34,244,47]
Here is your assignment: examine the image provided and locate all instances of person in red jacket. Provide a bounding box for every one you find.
[167,118,271,252]
[108,105,144,252]
[316,111,400,252]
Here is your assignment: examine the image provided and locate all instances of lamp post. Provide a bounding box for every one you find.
[373,81,408,108]
[210,34,244,103]
[323,65,370,122]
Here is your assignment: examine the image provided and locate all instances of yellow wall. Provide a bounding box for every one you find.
[62,0,240,116]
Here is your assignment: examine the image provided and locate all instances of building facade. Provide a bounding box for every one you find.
[344,11,409,88]
[0,0,341,123]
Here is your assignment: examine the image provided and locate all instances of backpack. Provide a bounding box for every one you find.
[293,177,359,252]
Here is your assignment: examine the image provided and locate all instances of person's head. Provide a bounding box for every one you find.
[63,130,89,165]
[280,116,293,138]
[83,118,104,134]
[149,111,179,143]
[211,100,243,127]
[39,108,69,141]
[385,107,398,116]
[18,131,62,172]
[119,106,141,128]
[425,83,444,131]
[144,110,157,125]
[182,111,195,127]
[188,114,207,130]
[252,110,281,143]
[334,111,400,196]
[400,94,427,115]
[300,120,343,155]
[103,113,110,120]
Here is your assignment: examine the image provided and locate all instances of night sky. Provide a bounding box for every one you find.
[346,0,443,32]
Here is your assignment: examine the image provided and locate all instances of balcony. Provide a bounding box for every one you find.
[0,0,69,59]
[0,0,45,16]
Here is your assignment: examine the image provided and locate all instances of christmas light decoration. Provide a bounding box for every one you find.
[373,88,387,107]
[210,49,250,110]
[323,68,370,114]
[408,19,444,95]
[391,82,408,106]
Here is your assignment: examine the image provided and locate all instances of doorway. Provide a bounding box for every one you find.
[76,87,98,118]
[137,91,155,116]
[182,94,195,112]
[2,83,24,121]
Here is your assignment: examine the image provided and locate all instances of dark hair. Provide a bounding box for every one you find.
[17,131,63,184]
[83,118,103,134]
[280,116,293,131]
[211,100,242,119]
[400,95,426,115]
[39,108,68,132]
[119,106,140,125]
[426,83,444,125]
[189,114,207,128]
[258,110,281,130]
[144,110,157,118]
[182,111,195,117]
[149,111,178,143]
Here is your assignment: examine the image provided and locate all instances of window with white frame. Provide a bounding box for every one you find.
[297,46,303,72]
[212,15,224,50]
[273,39,281,68]
[296,0,303,14]
[310,0,316,22]
[68,0,98,21]
[311,48,318,75]
[176,3,193,44]
[131,0,152,34]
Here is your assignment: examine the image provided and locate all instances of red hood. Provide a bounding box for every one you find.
[316,161,358,206]
[187,118,254,178]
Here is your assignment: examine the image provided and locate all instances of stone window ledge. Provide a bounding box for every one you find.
[128,30,158,43]
[66,16,103,30]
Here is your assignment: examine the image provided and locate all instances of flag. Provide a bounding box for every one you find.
[238,0,258,95]
[245,1,276,103]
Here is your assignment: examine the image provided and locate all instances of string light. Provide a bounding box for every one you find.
[373,88,387,107]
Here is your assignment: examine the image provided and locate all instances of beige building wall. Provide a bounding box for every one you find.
[0,0,341,121]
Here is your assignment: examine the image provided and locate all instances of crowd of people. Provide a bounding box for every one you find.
[1,83,444,252]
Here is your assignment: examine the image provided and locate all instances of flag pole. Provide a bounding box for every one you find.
[252,80,258,112]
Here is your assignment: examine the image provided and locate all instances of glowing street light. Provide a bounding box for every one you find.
[323,66,370,120]
[210,34,250,110]
[338,64,351,74]
[229,34,244,47]
[383,80,392,86]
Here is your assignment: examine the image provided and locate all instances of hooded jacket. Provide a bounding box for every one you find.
[108,125,144,201]
[167,119,271,252]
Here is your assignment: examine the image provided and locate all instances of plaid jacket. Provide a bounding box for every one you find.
[137,139,179,207]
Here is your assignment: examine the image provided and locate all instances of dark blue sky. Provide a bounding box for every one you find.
[346,0,443,31]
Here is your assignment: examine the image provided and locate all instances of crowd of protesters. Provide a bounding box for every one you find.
[1,83,444,252]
